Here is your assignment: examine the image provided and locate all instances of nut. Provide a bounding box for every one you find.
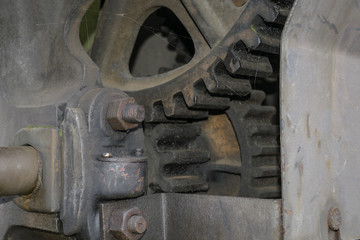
[328,207,341,231]
[110,207,147,240]
[106,97,145,131]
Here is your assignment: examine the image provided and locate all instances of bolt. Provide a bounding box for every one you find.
[127,215,147,234]
[135,148,144,156]
[109,207,146,240]
[122,105,145,124]
[106,97,145,131]
[328,207,341,231]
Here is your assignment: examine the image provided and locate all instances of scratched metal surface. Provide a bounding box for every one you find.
[281,0,360,239]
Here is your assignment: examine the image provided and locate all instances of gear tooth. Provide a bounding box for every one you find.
[224,46,273,78]
[255,0,280,22]
[163,175,208,193]
[204,61,252,97]
[205,161,242,175]
[148,101,169,122]
[146,123,210,193]
[203,75,251,97]
[249,90,266,104]
[162,149,210,165]
[253,144,280,156]
[273,2,293,24]
[238,28,262,51]
[152,124,201,149]
[249,18,281,54]
[252,185,281,198]
[182,80,230,109]
[274,6,291,24]
[163,93,208,119]
[162,95,177,117]
[252,155,278,167]
[248,125,279,137]
[243,105,276,121]
[251,166,280,178]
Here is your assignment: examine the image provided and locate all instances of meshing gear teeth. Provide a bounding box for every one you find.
[130,0,281,122]
[129,0,293,197]
[145,123,210,193]
[225,90,281,198]
[204,61,252,96]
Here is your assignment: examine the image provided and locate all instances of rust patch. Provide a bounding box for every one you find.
[137,176,144,183]
[136,168,141,177]
[298,162,303,176]
[284,208,293,215]
[326,161,331,174]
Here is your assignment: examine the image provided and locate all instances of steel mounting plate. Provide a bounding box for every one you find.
[281,0,360,239]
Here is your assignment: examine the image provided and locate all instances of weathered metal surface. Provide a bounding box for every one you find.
[0,0,99,107]
[0,0,298,238]
[0,0,100,236]
[61,88,146,239]
[281,0,360,239]
[100,193,282,240]
[0,0,148,238]
[12,128,61,213]
[109,207,147,240]
[4,227,75,240]
[0,200,60,239]
[0,147,39,196]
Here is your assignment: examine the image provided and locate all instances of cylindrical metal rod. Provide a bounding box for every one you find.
[0,146,40,196]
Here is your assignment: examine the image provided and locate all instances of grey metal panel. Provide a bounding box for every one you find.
[100,193,282,240]
[281,0,360,239]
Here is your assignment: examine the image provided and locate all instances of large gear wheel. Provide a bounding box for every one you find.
[91,0,294,198]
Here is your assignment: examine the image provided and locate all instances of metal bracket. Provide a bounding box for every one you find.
[100,193,282,240]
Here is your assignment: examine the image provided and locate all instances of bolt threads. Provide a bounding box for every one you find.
[122,105,145,123]
[127,215,147,234]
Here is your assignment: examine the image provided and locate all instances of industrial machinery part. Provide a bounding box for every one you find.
[0,0,291,238]
[281,0,360,239]
[92,0,293,198]
[100,194,282,240]
[1,0,359,239]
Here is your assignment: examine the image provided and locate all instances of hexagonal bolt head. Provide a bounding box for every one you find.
[110,207,147,240]
[106,97,145,131]
[328,207,341,231]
